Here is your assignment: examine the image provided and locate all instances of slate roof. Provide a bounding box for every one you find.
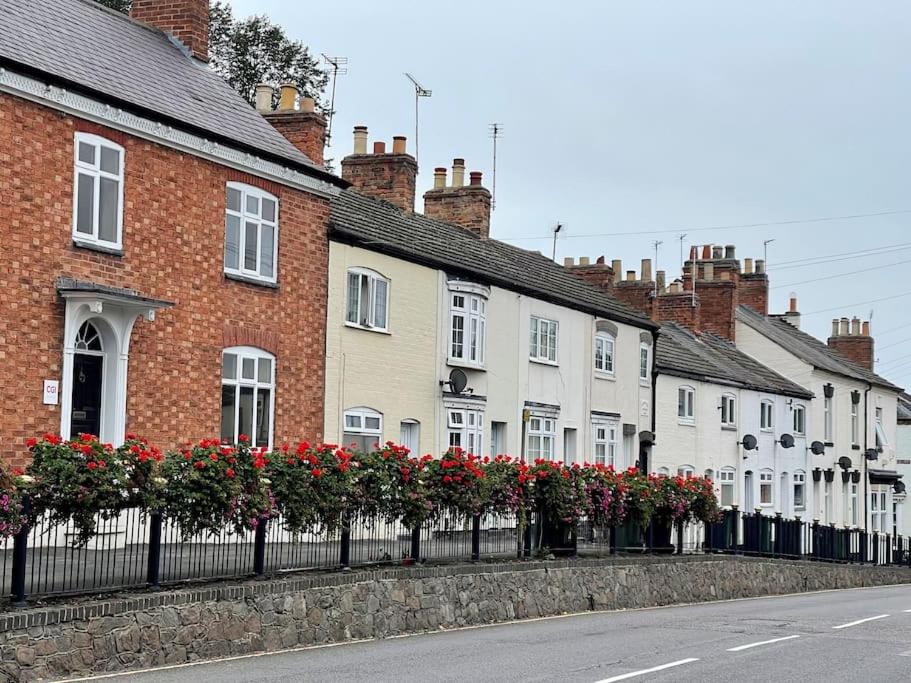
[56,276,174,307]
[655,322,814,398]
[0,0,340,185]
[737,305,902,392]
[898,393,911,423]
[329,190,658,330]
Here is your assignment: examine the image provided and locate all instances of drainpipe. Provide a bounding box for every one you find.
[647,327,659,473]
[864,383,872,532]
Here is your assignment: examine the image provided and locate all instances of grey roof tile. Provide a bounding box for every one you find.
[656,322,814,398]
[736,305,901,391]
[330,190,658,329]
[0,0,338,182]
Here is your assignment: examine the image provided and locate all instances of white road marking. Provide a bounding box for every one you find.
[726,634,801,651]
[595,658,700,683]
[903,609,911,613]
[832,614,890,629]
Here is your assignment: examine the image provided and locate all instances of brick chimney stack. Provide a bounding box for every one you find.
[131,0,209,62]
[563,256,614,291]
[341,126,418,212]
[682,244,739,340]
[739,257,769,315]
[827,315,874,370]
[258,84,328,166]
[782,294,801,329]
[423,160,492,238]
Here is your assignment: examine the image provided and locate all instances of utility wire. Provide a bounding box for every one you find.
[876,335,911,352]
[771,257,911,290]
[801,290,911,316]
[769,242,911,271]
[504,209,911,241]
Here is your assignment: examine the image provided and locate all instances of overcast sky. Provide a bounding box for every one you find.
[235,0,911,385]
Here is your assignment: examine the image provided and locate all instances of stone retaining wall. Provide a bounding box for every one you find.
[3,555,911,681]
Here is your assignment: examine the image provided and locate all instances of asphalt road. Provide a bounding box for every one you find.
[72,584,911,683]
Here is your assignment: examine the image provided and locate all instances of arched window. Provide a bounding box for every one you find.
[677,385,695,423]
[678,464,695,479]
[346,268,389,331]
[719,467,736,507]
[224,182,279,283]
[720,393,736,427]
[760,400,774,431]
[221,346,275,448]
[343,407,383,452]
[73,132,124,249]
[74,321,103,352]
[594,321,617,376]
[656,466,670,478]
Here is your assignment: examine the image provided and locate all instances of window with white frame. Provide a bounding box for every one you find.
[221,347,274,448]
[677,386,695,423]
[792,404,806,435]
[529,317,558,363]
[447,408,484,455]
[73,133,124,249]
[851,483,859,526]
[655,466,670,478]
[224,183,279,283]
[678,465,695,479]
[526,416,556,461]
[449,290,487,366]
[346,268,389,331]
[759,469,773,506]
[824,393,833,441]
[719,468,735,507]
[793,471,806,509]
[594,333,615,375]
[760,400,774,431]
[875,406,888,449]
[851,401,859,446]
[720,394,736,427]
[400,419,420,454]
[639,343,650,383]
[593,422,618,467]
[343,407,383,452]
[824,480,832,522]
[871,488,888,532]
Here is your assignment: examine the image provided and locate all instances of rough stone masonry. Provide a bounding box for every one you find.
[2,555,911,681]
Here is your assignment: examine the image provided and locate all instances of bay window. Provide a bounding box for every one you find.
[449,289,487,366]
[224,183,279,283]
[221,347,274,448]
[526,416,556,461]
[73,132,124,249]
[529,317,558,363]
[346,268,389,331]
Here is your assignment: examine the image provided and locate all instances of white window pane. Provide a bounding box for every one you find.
[451,314,464,357]
[373,279,388,328]
[346,273,360,323]
[227,187,242,212]
[98,177,119,243]
[225,215,240,270]
[78,142,95,165]
[260,224,275,278]
[220,385,236,443]
[100,146,119,174]
[238,386,254,438]
[257,357,272,383]
[365,416,381,431]
[242,357,256,380]
[76,173,95,234]
[246,194,260,215]
[469,317,478,360]
[255,388,271,447]
[345,414,361,429]
[244,221,258,270]
[222,353,237,380]
[262,198,276,222]
[529,319,538,356]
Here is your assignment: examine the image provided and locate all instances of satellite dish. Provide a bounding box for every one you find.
[837,456,852,471]
[448,368,468,395]
[739,434,758,451]
[864,448,879,461]
[638,430,655,446]
[810,441,826,456]
[894,481,906,495]
[778,433,795,449]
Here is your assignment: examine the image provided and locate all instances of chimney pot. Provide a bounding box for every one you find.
[832,319,840,336]
[839,317,850,336]
[789,295,798,313]
[862,321,870,336]
[851,317,861,336]
[712,245,724,260]
[299,96,316,114]
[254,84,273,113]
[580,257,591,266]
[452,158,466,187]
[611,260,622,283]
[277,83,299,112]
[689,246,698,260]
[392,136,407,154]
[596,255,605,264]
[755,259,766,274]
[702,245,712,260]
[626,270,636,282]
[641,259,653,281]
[353,126,368,154]
[669,282,680,294]
[433,167,447,189]
[744,257,754,274]
[373,141,386,154]
[657,270,666,291]
[469,171,483,186]
[725,245,736,259]
[564,257,575,267]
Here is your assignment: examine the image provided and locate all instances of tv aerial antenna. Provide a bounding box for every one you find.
[653,239,663,296]
[321,55,348,143]
[405,73,432,168]
[552,222,564,262]
[489,123,503,210]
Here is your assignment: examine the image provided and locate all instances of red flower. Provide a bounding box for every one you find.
[311,468,322,477]
[226,468,235,479]
[86,461,97,470]
[209,453,219,462]
[443,475,452,483]
[238,433,250,443]
[25,437,37,448]
[194,461,206,470]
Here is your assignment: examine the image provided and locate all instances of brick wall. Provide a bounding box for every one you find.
[738,273,769,316]
[827,336,875,370]
[0,93,329,466]
[694,281,737,341]
[264,111,327,166]
[611,282,655,319]
[654,292,700,330]
[340,153,417,212]
[423,183,492,238]
[131,0,209,61]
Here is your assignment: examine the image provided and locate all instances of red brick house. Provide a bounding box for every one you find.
[0,0,344,466]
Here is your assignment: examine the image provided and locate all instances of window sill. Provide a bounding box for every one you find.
[594,371,616,381]
[72,238,123,257]
[225,272,279,289]
[344,321,391,335]
[678,419,695,427]
[529,358,559,367]
[760,428,774,433]
[721,424,737,431]
[447,359,486,372]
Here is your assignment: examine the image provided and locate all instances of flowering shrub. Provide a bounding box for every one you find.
[358,443,432,529]
[652,475,721,525]
[483,455,531,523]
[525,459,585,526]
[24,433,131,545]
[119,433,165,509]
[423,448,488,518]
[0,464,24,539]
[577,465,629,528]
[160,437,272,539]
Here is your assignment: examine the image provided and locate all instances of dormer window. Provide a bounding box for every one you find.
[73,133,124,250]
[346,268,389,331]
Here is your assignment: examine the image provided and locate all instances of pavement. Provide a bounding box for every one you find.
[68,584,911,682]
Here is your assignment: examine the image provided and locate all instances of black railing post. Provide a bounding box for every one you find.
[731,506,740,553]
[609,525,616,555]
[872,531,879,565]
[811,519,820,560]
[410,526,421,563]
[773,513,782,557]
[339,514,351,569]
[253,518,268,577]
[676,521,685,555]
[523,516,532,558]
[470,514,481,562]
[11,494,30,608]
[145,511,163,589]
